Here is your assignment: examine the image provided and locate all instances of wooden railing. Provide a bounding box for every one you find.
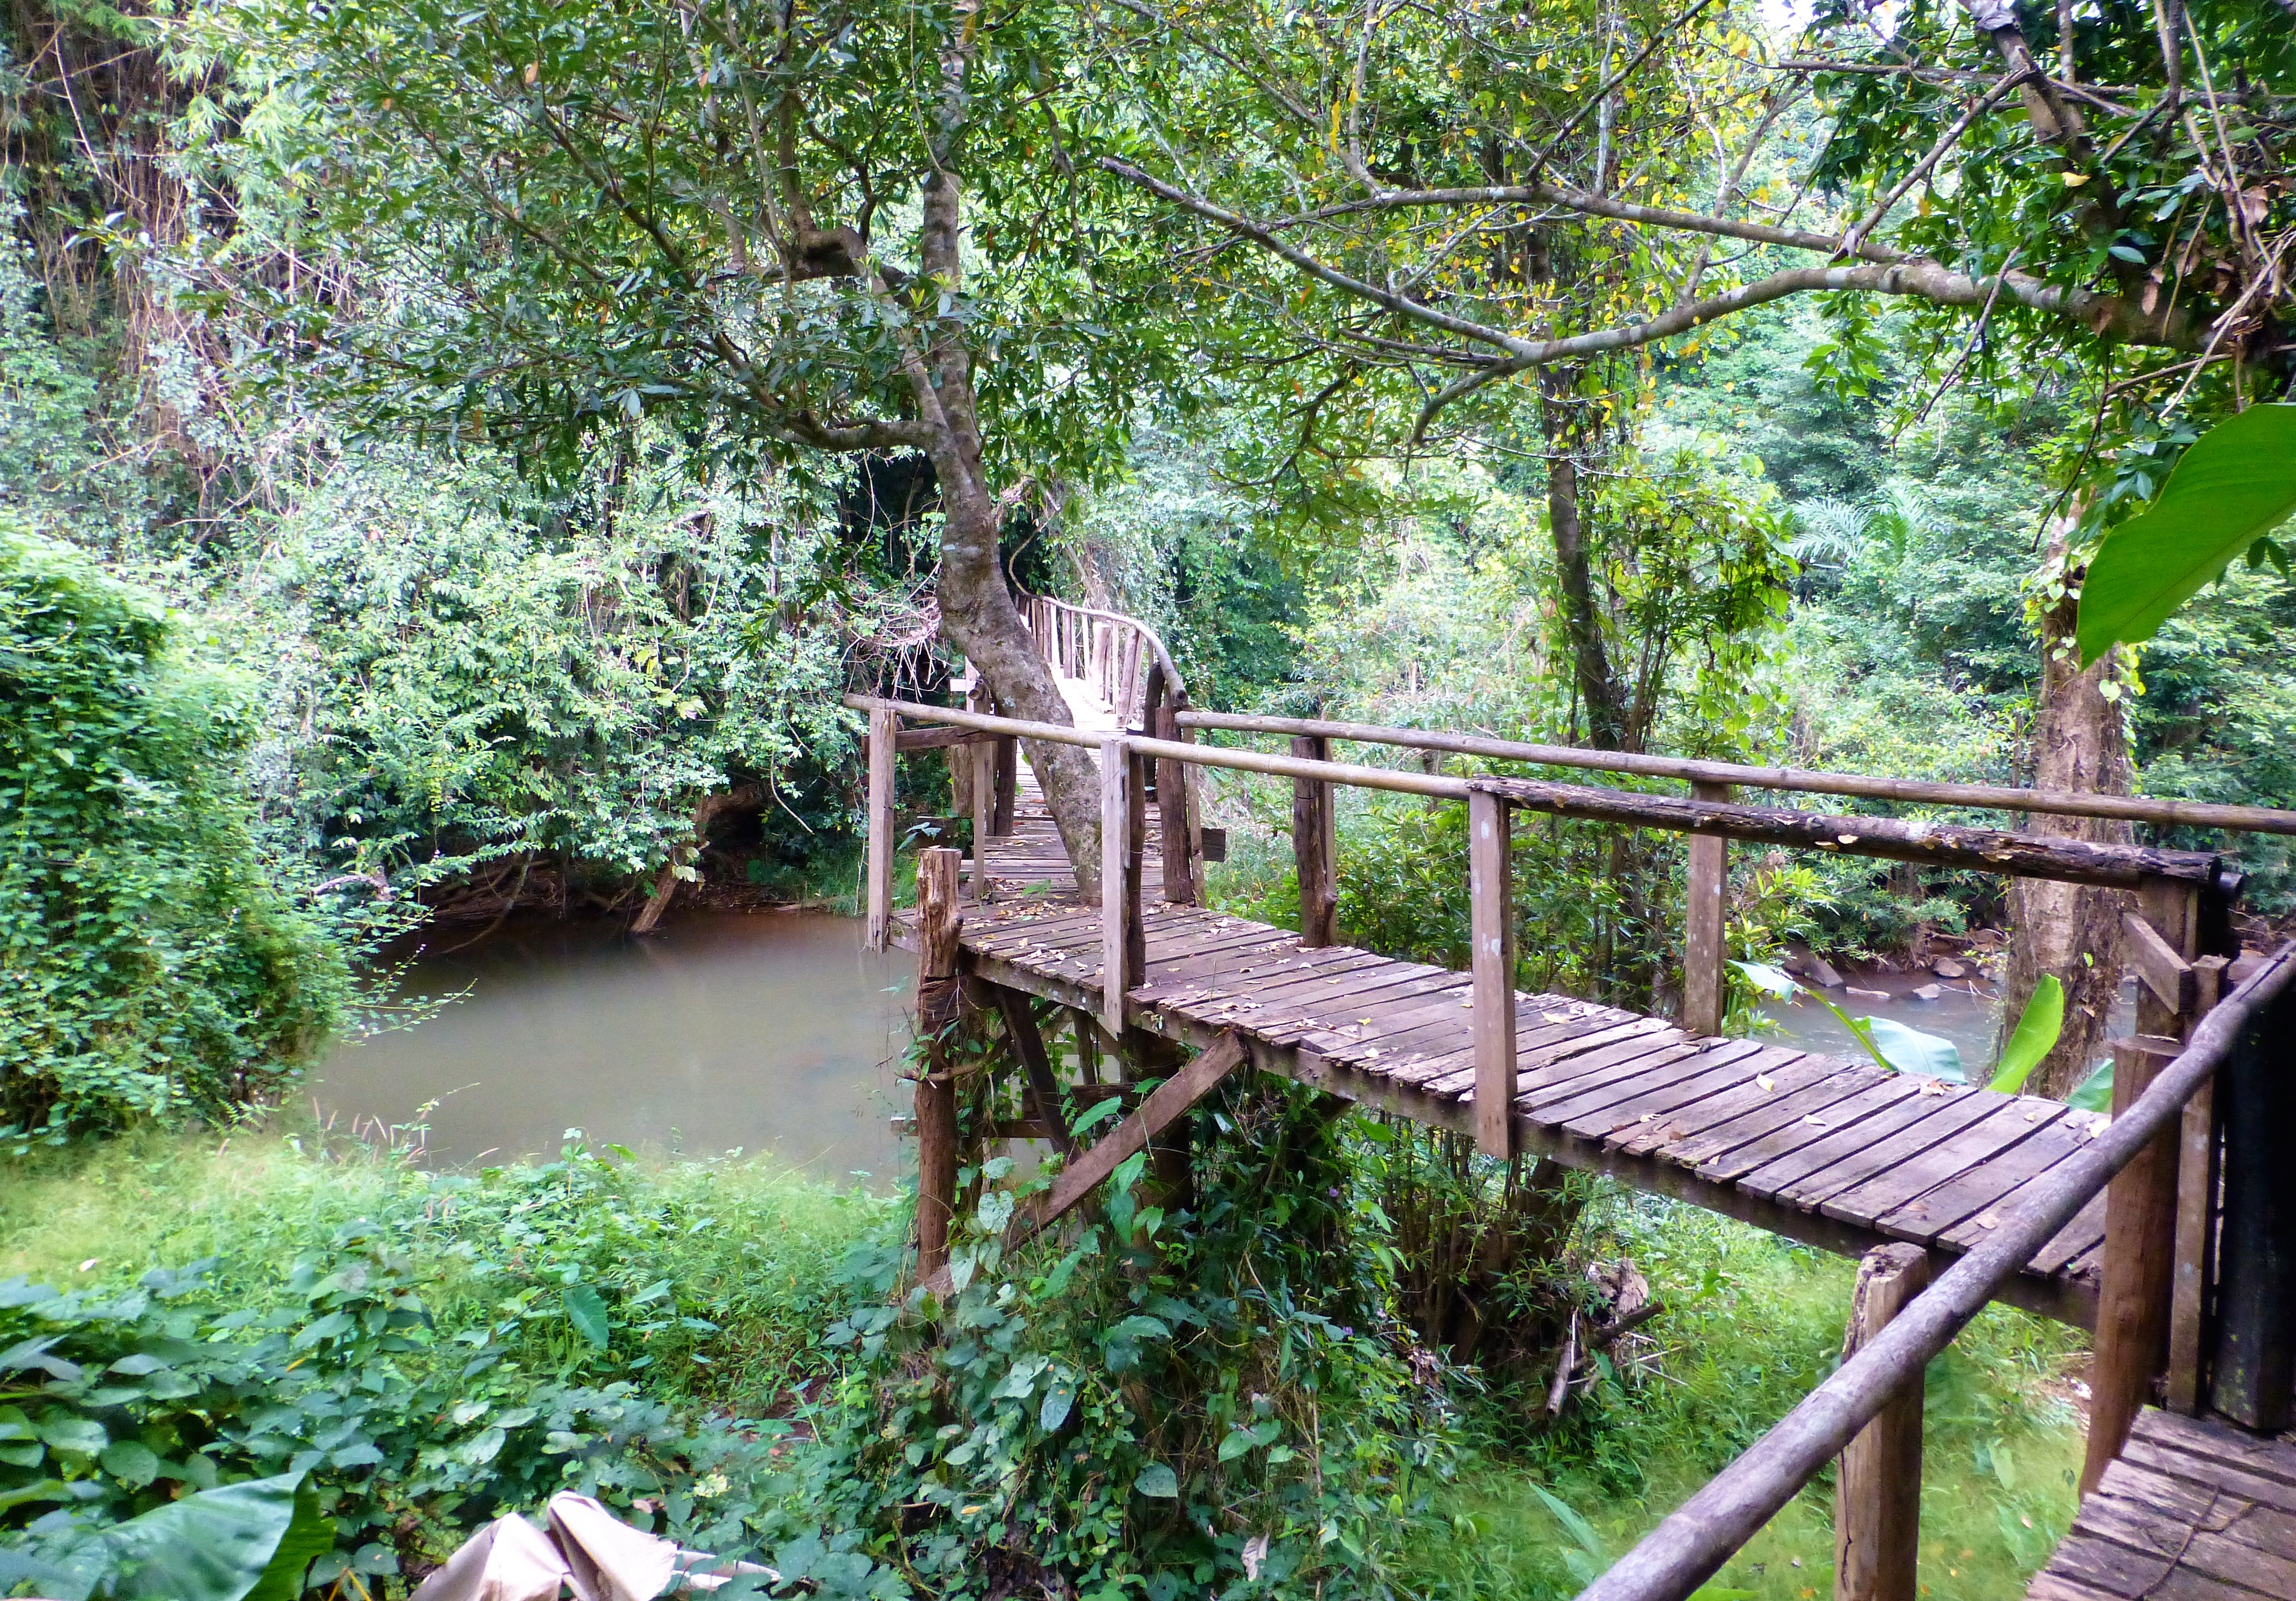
[1177,710,2273,1038]
[847,688,2293,1601]
[1580,942,2296,1601]
[1016,589,1191,724]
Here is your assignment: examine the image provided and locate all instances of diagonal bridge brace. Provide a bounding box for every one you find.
[915,1031,1249,1300]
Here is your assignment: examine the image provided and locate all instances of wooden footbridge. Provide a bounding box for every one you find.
[846,592,2296,1601]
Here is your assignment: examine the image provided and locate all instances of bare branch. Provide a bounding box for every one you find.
[1100,158,1541,356]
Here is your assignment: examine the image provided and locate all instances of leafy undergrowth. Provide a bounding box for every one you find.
[0,1126,889,1594]
[0,1125,2084,1600]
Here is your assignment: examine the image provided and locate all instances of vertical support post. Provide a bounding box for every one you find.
[2082,878,2200,1482]
[1469,788,1516,1158]
[2083,1031,2186,1492]
[1291,735,1338,947]
[865,705,896,951]
[993,736,1017,836]
[1683,782,1732,1037]
[1834,1244,1928,1601]
[2210,974,2296,1429]
[970,736,996,903]
[913,847,963,1283]
[1100,737,1143,1040]
[1154,702,1199,906]
[2166,954,2227,1413]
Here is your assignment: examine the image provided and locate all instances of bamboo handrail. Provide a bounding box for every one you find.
[1575,941,2296,1601]
[1179,710,2296,838]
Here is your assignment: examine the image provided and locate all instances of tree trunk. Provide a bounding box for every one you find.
[2004,528,2132,1099]
[893,39,1103,898]
[1539,364,1629,753]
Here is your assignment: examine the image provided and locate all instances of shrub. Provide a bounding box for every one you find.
[0,524,345,1133]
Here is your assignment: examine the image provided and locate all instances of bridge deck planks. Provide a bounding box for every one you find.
[932,729,2106,1324]
[2030,1409,2296,1600]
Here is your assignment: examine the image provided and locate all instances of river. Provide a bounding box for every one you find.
[320,912,2123,1178]
[316,910,912,1179]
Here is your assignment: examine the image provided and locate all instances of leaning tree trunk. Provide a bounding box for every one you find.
[2003,527,2132,1099]
[894,40,1103,899]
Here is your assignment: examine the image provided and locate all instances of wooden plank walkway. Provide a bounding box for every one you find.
[2031,1409,2296,1599]
[929,672,2106,1324]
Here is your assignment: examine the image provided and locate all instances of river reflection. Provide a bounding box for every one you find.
[317,911,911,1179]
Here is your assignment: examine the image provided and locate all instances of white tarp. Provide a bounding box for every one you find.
[408,1494,775,1601]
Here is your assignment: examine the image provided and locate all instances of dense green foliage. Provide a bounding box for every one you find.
[258,446,867,893]
[0,1127,2085,1601]
[0,1135,883,1594]
[0,524,343,1132]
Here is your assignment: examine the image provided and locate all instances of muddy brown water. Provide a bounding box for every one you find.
[316,911,912,1180]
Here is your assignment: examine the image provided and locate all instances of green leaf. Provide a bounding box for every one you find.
[39,1415,107,1456]
[2069,1058,2115,1113]
[100,1439,161,1489]
[1729,959,1797,1001]
[1988,976,2065,1093]
[2076,406,2296,666]
[1039,1381,1075,1433]
[1216,1428,1258,1463]
[1862,1016,1964,1081]
[1070,1096,1124,1137]
[562,1283,610,1350]
[1132,1462,1180,1498]
[92,1473,330,1601]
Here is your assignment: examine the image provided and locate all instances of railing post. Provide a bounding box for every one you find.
[971,734,996,903]
[1100,737,1143,1040]
[913,847,963,1281]
[1291,734,1338,947]
[994,734,1017,836]
[2083,1030,2185,1492]
[1469,788,1516,1158]
[2209,964,2296,1429]
[2167,953,2227,1413]
[1835,1244,1927,1601]
[2082,880,2201,1487]
[1154,700,1199,907]
[1683,781,1731,1035]
[865,705,897,951]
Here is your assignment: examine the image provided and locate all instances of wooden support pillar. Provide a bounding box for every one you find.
[915,1034,1249,1297]
[1291,734,1338,947]
[1469,789,1516,1158]
[993,735,1017,836]
[1153,702,1199,906]
[970,720,995,903]
[1100,737,1144,1039]
[865,705,896,951]
[2210,972,2296,1430]
[2081,880,2201,1478]
[1073,1007,1104,1088]
[1835,1243,1928,1601]
[991,986,1077,1158]
[1683,780,1731,1037]
[913,847,963,1282]
[2083,1031,2185,1492]
[2166,954,2227,1414]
